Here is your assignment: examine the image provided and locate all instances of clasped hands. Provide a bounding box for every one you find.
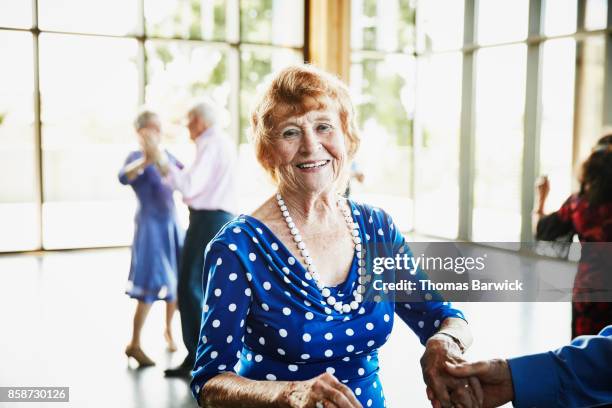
[421,335,514,408]
[138,127,163,164]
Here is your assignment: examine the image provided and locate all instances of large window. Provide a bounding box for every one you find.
[349,0,416,231]
[0,32,38,251]
[2,0,611,251]
[351,0,612,244]
[0,0,304,251]
[472,45,527,242]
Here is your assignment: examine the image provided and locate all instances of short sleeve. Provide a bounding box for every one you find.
[190,241,252,405]
[383,212,467,345]
[118,151,144,185]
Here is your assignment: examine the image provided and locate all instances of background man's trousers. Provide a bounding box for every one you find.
[178,208,234,366]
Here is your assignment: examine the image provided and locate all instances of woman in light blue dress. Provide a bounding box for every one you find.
[119,111,184,367]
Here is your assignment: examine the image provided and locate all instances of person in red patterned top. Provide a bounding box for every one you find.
[534,134,612,338]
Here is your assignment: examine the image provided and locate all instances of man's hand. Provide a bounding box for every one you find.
[445,359,514,408]
[421,335,483,408]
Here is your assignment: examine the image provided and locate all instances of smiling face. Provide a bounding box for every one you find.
[272,99,348,194]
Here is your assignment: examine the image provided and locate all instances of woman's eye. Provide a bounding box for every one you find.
[282,129,300,138]
[317,124,332,133]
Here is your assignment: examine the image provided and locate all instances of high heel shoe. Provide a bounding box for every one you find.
[164,331,178,353]
[125,345,156,367]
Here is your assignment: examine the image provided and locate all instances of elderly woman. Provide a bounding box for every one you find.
[190,66,479,408]
[119,111,184,366]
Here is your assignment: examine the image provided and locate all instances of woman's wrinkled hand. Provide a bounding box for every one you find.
[278,372,363,408]
[421,335,483,408]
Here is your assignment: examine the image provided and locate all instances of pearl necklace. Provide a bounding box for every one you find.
[276,192,366,314]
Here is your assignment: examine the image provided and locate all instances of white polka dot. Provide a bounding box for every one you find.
[355,387,362,396]
[279,328,288,337]
[259,337,266,345]
[271,243,279,251]
[246,353,252,361]
[302,333,311,342]
[240,319,244,327]
[366,322,374,330]
[358,368,365,375]
[377,228,383,236]
[346,345,355,352]
[324,332,333,340]
[244,288,252,296]
[418,321,425,328]
[203,304,209,312]
[218,364,226,370]
[282,267,290,274]
[201,335,207,343]
[246,273,252,281]
[326,367,336,375]
[342,357,350,362]
[261,303,270,311]
[434,319,440,328]
[229,273,237,281]
[214,288,222,297]
[226,335,233,343]
[232,227,241,233]
[288,257,296,265]
[249,253,256,261]
[305,312,314,320]
[282,307,291,316]
[216,258,223,266]
[288,364,298,372]
[325,349,333,357]
[263,281,272,290]
[301,353,310,360]
[326,316,333,322]
[210,351,218,359]
[254,354,263,362]
[367,399,372,407]
[367,340,375,347]
[256,227,263,234]
[252,237,259,244]
[266,374,276,381]
[353,209,360,215]
[228,303,237,312]
[212,319,220,328]
[373,381,377,388]
[278,348,286,355]
[384,314,390,322]
[228,243,237,251]
[346,328,354,336]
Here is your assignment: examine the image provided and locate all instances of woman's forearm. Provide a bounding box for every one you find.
[200,372,289,408]
[123,157,148,181]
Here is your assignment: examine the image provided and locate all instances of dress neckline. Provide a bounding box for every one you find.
[239,199,360,292]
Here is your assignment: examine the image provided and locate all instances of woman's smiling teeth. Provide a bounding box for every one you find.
[296,160,330,169]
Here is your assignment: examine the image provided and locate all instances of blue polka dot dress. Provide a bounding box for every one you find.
[190,200,466,407]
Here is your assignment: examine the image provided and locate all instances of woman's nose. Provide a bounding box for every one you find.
[300,128,321,154]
